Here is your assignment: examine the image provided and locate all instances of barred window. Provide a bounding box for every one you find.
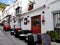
[53,13,60,28]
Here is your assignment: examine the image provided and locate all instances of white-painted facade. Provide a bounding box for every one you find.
[2,5,16,29]
[7,2,21,29]
[2,6,10,18]
[17,0,60,33]
[6,6,17,29]
[2,0,60,33]
[20,7,54,33]
[8,7,16,29]
[2,6,10,24]
[0,10,3,23]
[46,0,60,29]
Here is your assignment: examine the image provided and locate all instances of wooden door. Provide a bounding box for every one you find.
[31,15,41,34]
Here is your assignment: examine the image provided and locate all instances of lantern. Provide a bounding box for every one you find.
[42,15,45,24]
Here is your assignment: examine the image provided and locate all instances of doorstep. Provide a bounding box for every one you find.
[51,42,60,45]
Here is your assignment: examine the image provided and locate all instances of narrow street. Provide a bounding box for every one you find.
[0,26,60,45]
[0,26,27,45]
[0,0,60,45]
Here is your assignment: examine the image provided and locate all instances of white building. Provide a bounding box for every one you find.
[3,0,60,34]
[20,0,53,34]
[46,0,60,36]
[7,5,16,29]
[2,5,16,29]
[2,6,10,22]
[12,0,22,29]
[0,10,3,23]
[15,0,60,34]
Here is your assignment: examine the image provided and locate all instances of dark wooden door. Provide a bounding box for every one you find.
[31,15,41,34]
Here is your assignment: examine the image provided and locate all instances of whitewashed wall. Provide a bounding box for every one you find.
[9,0,60,33]
[47,0,60,12]
[0,11,2,20]
[14,16,20,28]
[20,6,54,33]
[14,0,46,14]
[2,6,10,18]
[10,18,14,29]
[8,8,16,29]
[22,0,46,14]
[20,0,60,33]
[0,10,3,23]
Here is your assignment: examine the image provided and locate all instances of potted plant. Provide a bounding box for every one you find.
[46,31,58,42]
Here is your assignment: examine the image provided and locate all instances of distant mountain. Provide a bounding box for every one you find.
[0,2,9,10]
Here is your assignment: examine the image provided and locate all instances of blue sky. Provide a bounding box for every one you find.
[0,0,16,5]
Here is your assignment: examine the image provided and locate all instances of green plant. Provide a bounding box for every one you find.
[54,31,58,40]
[46,31,58,41]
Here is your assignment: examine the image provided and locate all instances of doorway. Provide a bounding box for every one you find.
[31,15,41,34]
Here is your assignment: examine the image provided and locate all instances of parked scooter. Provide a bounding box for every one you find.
[14,28,21,38]
[19,30,32,41]
[10,28,16,35]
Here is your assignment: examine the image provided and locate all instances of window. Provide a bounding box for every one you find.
[53,13,60,28]
[16,7,22,15]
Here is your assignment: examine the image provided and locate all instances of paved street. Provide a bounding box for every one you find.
[0,26,60,45]
[0,26,27,45]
